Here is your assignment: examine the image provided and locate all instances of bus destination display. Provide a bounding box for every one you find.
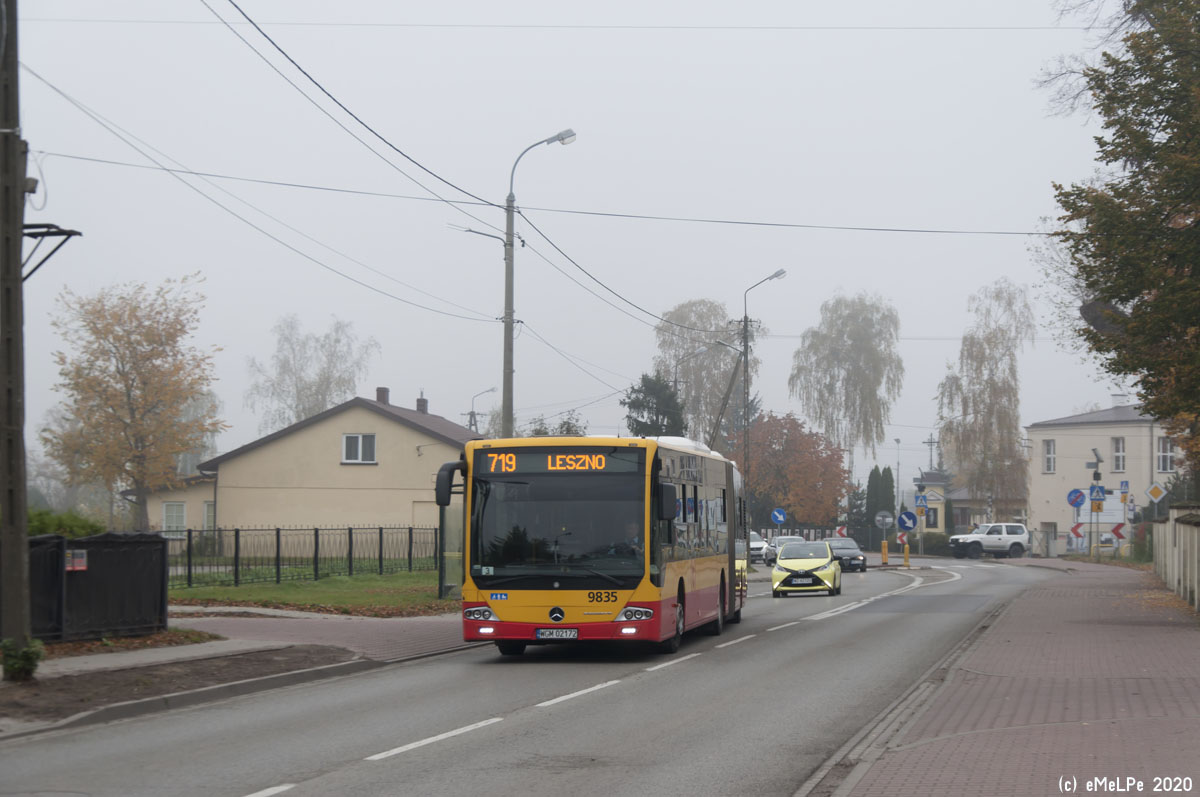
[478,448,642,475]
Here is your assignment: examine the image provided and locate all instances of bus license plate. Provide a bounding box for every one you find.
[537,628,579,640]
[791,577,814,585]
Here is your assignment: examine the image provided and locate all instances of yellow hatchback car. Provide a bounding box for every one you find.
[772,540,842,597]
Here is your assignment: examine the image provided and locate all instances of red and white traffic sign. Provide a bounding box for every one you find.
[896,531,908,546]
[1070,523,1084,538]
[835,526,847,537]
[1111,523,1126,540]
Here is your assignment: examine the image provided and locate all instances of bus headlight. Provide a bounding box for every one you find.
[464,607,497,621]
[616,607,654,621]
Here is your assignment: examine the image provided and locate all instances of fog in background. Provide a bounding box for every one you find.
[18,1,1125,496]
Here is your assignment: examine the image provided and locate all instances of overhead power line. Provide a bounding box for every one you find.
[23,18,1105,32]
[35,152,1058,237]
[21,64,495,322]
[215,0,495,210]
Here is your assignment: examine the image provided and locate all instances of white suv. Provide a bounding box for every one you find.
[949,523,1029,560]
[749,531,769,563]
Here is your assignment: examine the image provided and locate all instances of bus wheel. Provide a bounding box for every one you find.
[496,641,526,656]
[659,598,684,654]
[705,582,725,636]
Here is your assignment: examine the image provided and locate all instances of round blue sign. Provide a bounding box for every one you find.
[1067,489,1086,508]
[771,508,786,524]
[898,511,918,531]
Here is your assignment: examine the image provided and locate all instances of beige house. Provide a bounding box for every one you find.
[1026,397,1179,555]
[145,388,478,531]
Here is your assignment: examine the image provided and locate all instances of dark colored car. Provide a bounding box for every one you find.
[828,538,867,572]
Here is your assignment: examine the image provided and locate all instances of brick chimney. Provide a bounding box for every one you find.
[376,387,390,405]
[416,390,428,414]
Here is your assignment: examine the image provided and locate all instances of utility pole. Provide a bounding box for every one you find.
[923,434,937,471]
[1,0,31,652]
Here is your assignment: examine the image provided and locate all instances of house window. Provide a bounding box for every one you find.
[203,501,215,530]
[1112,437,1125,472]
[1157,436,1176,473]
[163,502,186,531]
[1042,439,1056,473]
[925,507,938,529]
[343,433,377,464]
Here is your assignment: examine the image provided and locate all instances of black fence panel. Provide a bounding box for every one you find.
[29,535,66,641]
[165,525,439,588]
[62,533,168,641]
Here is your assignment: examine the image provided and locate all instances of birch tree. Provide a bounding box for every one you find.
[245,315,380,433]
[936,278,1035,515]
[652,299,750,454]
[787,294,904,458]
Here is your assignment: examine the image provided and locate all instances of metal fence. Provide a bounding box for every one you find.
[166,525,439,588]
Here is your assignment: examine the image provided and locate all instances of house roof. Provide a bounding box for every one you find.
[199,396,480,472]
[1026,403,1153,429]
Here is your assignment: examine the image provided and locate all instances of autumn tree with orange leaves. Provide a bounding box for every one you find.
[741,412,848,528]
[40,276,225,530]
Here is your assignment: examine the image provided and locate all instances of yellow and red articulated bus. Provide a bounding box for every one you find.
[435,436,747,656]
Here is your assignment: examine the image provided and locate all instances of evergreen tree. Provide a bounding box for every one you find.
[880,466,896,519]
[621,373,686,437]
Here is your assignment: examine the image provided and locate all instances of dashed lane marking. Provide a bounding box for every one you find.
[242,787,296,797]
[536,680,621,706]
[644,653,701,672]
[365,718,504,760]
[715,634,755,649]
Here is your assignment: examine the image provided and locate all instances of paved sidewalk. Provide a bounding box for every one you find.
[168,606,471,662]
[801,557,1200,797]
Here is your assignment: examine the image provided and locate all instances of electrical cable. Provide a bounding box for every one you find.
[218,0,496,211]
[21,63,497,323]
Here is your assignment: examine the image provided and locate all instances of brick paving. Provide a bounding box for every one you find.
[840,559,1200,797]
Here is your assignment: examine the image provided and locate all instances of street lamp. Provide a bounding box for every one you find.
[468,387,497,434]
[741,269,787,492]
[502,128,576,438]
[894,438,901,522]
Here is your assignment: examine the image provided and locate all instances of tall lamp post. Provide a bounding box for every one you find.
[467,387,497,434]
[741,269,787,495]
[894,438,901,529]
[502,128,576,437]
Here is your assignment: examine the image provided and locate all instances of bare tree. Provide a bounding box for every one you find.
[175,390,222,475]
[245,315,380,433]
[652,299,747,449]
[936,278,1035,518]
[787,294,904,459]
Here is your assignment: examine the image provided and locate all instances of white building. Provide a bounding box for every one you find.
[1026,397,1178,556]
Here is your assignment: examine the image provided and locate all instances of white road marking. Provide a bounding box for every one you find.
[766,620,801,631]
[715,634,755,648]
[644,653,701,672]
[365,718,504,760]
[242,786,296,797]
[536,679,621,706]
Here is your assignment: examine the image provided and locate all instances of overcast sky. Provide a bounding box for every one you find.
[18,1,1129,498]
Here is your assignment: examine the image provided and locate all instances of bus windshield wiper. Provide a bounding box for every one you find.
[562,565,622,586]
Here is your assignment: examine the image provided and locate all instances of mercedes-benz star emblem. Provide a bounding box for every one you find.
[549,607,565,623]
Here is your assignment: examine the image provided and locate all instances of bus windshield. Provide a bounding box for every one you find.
[469,447,646,588]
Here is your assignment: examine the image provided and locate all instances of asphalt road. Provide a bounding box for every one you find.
[0,563,1052,797]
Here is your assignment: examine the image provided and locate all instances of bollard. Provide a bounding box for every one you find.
[903,544,910,568]
[881,540,889,566]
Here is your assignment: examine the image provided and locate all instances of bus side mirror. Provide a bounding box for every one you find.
[658,483,677,521]
[435,460,464,506]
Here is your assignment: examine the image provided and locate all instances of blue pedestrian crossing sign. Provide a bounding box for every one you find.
[771,508,786,524]
[1089,485,1107,501]
[898,511,918,531]
[914,494,928,508]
